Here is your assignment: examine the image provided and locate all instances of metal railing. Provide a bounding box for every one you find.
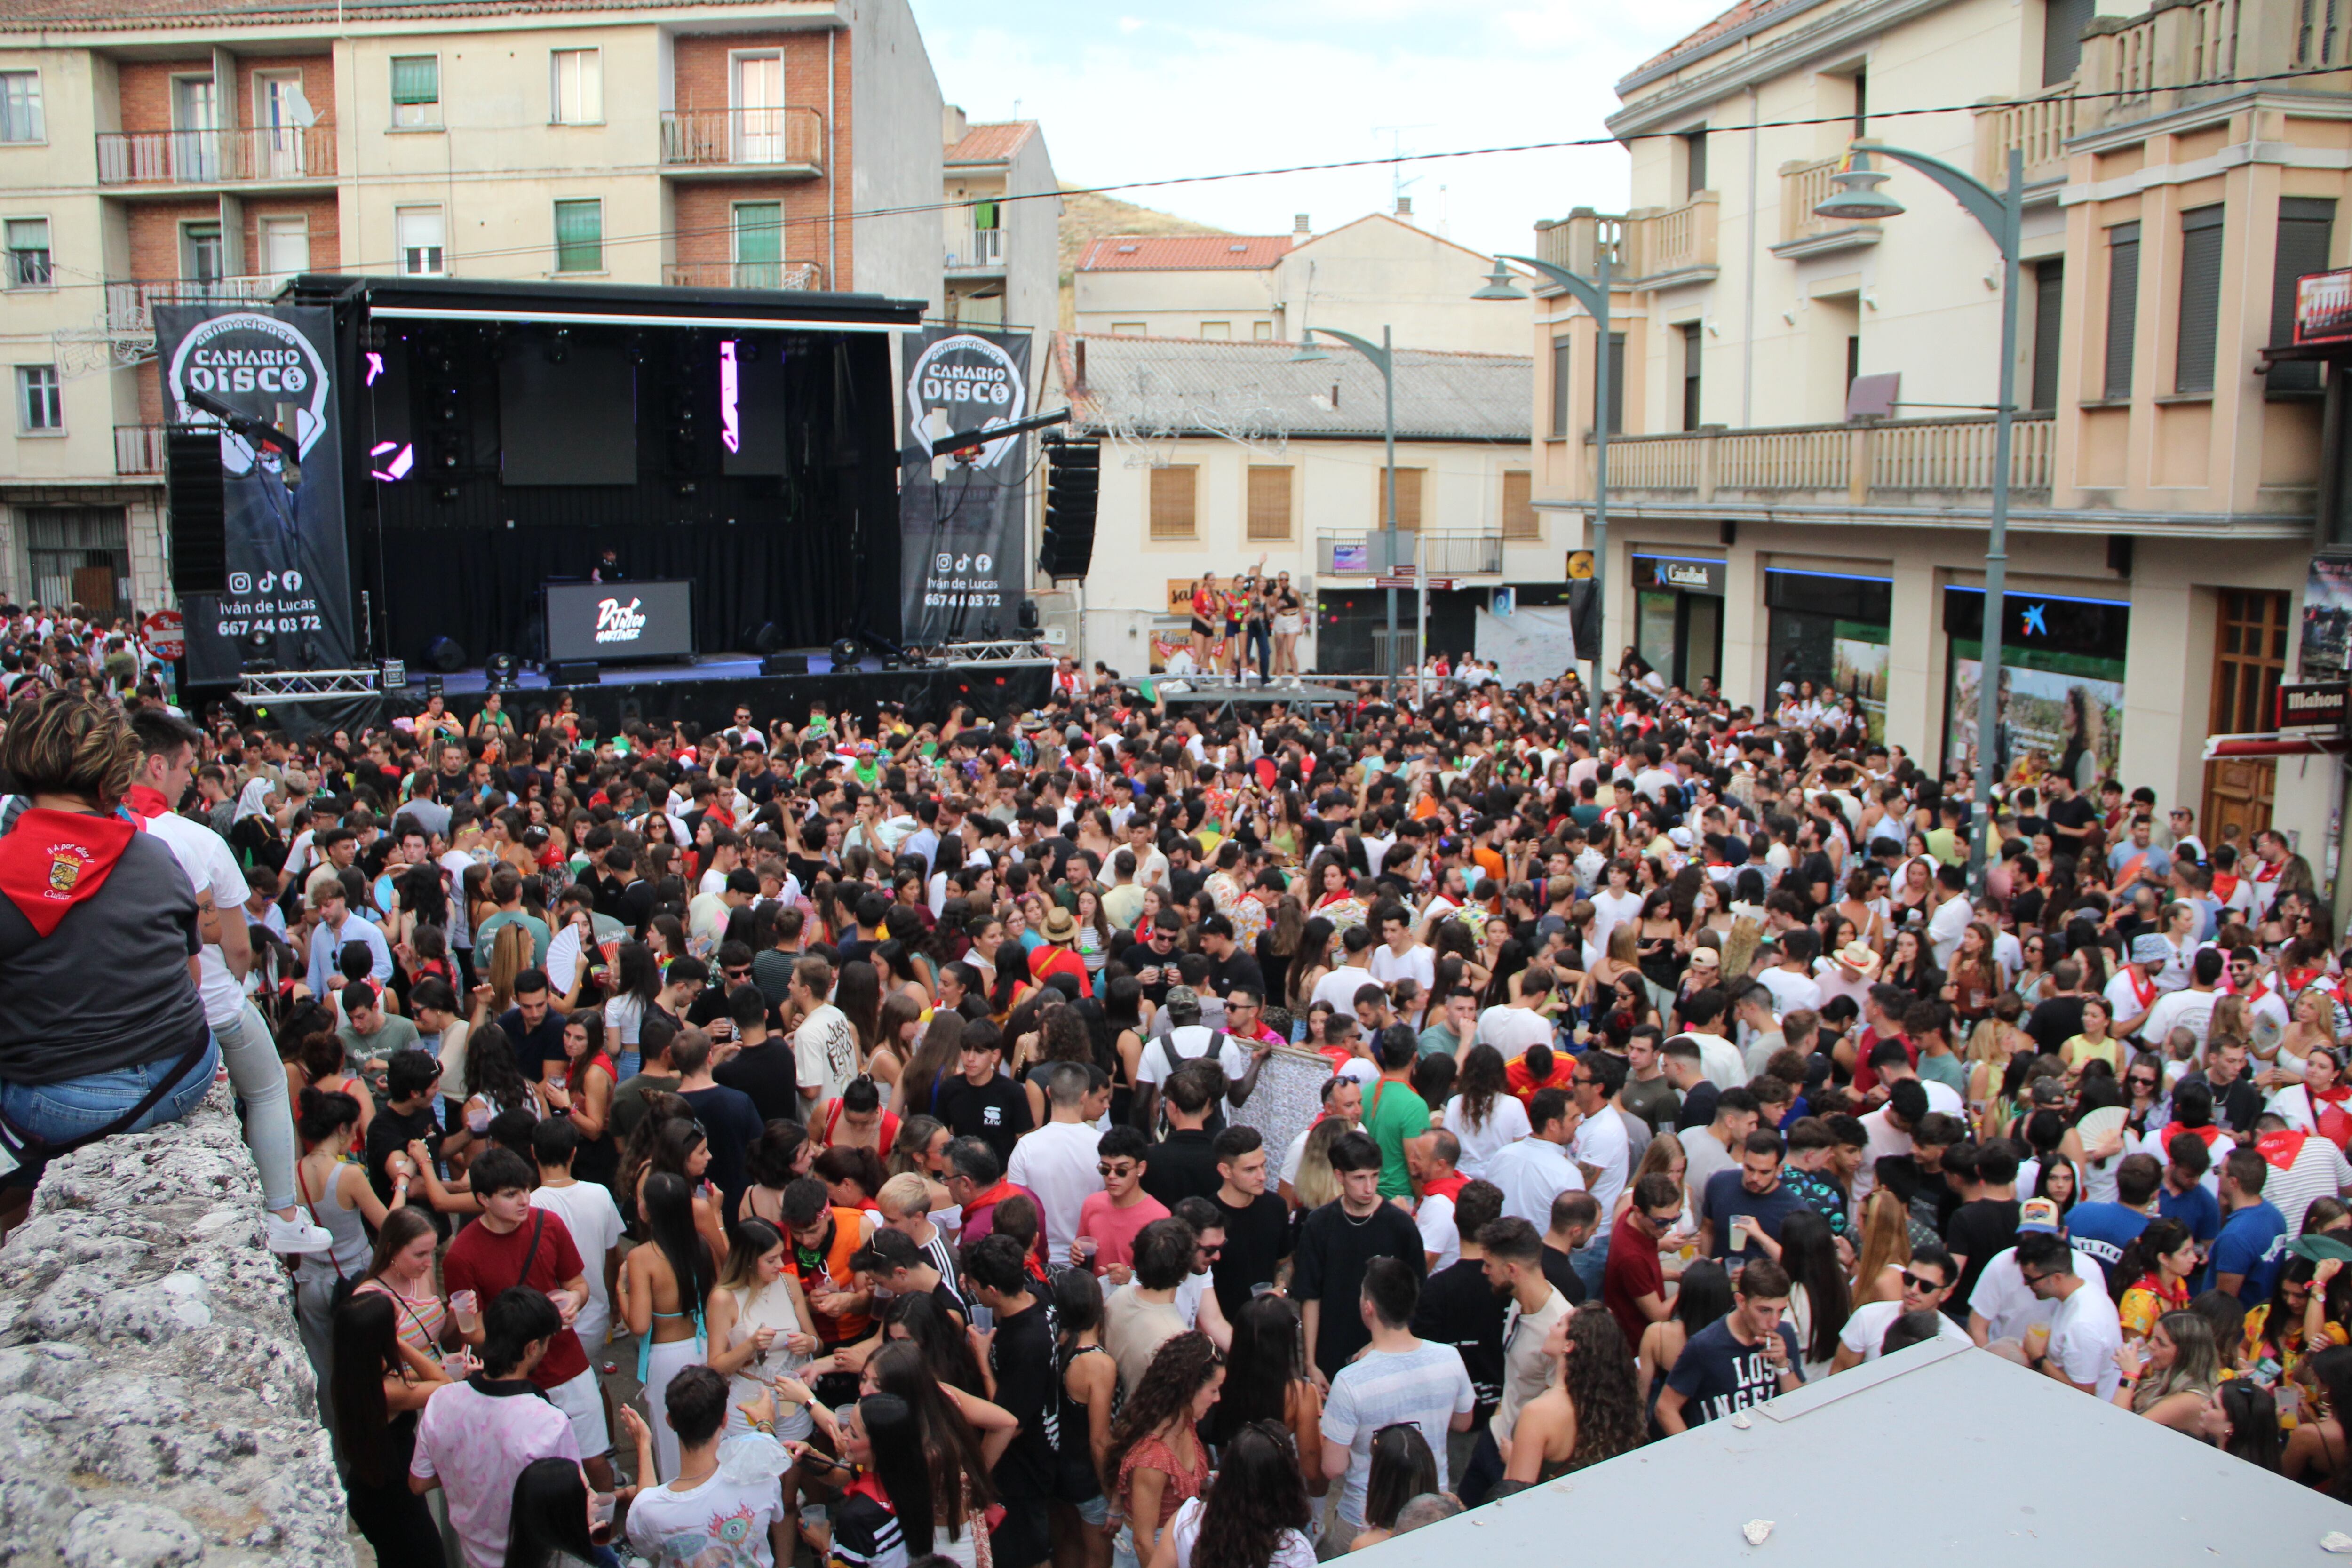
[662,260,824,291]
[96,126,336,185]
[1317,532,1505,576]
[659,106,824,170]
[114,424,167,477]
[947,225,1005,271]
[104,276,276,334]
[1588,413,2057,501]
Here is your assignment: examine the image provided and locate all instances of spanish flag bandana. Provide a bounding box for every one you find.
[0,808,137,937]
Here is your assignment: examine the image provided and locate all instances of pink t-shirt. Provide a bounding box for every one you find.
[1077,1189,1171,1274]
[411,1379,581,1568]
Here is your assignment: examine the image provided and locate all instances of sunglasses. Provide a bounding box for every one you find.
[1097,1163,1137,1178]
[1899,1270,1945,1291]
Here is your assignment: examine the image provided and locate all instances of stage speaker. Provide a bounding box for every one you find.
[424,636,469,674]
[747,621,786,655]
[166,429,228,595]
[1039,437,1101,580]
[547,659,600,687]
[762,652,808,676]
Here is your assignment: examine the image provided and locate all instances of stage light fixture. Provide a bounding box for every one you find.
[485,652,520,689]
[1016,600,1041,633]
[830,637,862,669]
[424,636,468,674]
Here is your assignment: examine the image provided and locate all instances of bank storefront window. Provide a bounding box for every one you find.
[1765,570,1892,740]
[1944,586,2129,792]
[1630,554,1724,693]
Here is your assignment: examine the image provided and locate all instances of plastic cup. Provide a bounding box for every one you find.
[589,1493,616,1544]
[1729,1216,1753,1254]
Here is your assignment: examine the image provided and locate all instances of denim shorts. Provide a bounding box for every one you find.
[0,1035,220,1186]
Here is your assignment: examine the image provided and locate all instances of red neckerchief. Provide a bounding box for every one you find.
[1420,1171,1470,1207]
[2257,1129,2312,1172]
[2255,859,2283,883]
[2161,1122,2222,1152]
[2214,873,2240,901]
[123,784,171,820]
[0,807,137,937]
[2125,968,2156,1011]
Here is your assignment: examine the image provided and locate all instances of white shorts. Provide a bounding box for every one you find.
[547,1364,610,1458]
[1274,614,1303,635]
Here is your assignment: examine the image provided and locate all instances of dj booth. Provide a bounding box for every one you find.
[541,577,695,665]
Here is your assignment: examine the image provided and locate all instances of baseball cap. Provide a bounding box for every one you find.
[2017,1197,2063,1234]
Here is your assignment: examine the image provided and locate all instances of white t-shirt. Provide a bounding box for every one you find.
[1572,1103,1632,1216]
[1136,1024,1254,1089]
[1368,942,1436,991]
[1837,1298,1975,1361]
[143,809,252,1027]
[1589,889,1643,950]
[1484,1136,1585,1228]
[1311,964,1381,1016]
[2044,1278,2125,1400]
[1850,1107,1914,1209]
[1006,1118,1106,1265]
[1756,967,1823,1015]
[1967,1245,2109,1344]
[2141,988,2220,1054]
[794,1003,860,1104]
[1320,1342,1475,1527]
[532,1180,625,1352]
[1168,1496,1316,1568]
[1440,1091,1531,1179]
[1695,1033,1747,1093]
[1416,1189,1461,1271]
[1926,893,1972,968]
[625,1464,787,1568]
[1476,1006,1553,1055]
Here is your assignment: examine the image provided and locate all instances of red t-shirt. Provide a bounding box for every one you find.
[1505,1053,1576,1105]
[1849,1030,1916,1097]
[1076,1189,1172,1274]
[441,1208,589,1390]
[1601,1208,1666,1349]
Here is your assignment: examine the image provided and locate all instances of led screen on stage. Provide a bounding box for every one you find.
[544,578,694,663]
[501,341,637,486]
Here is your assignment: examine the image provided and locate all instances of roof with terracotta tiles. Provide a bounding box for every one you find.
[1076,235,1294,272]
[1627,0,1811,78]
[0,0,771,31]
[1052,332,1530,444]
[946,122,1037,164]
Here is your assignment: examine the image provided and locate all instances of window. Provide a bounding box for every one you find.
[2270,198,2335,395]
[1595,330,1625,435]
[2103,221,2139,399]
[1501,470,1539,539]
[1375,467,1424,531]
[2175,204,2225,394]
[17,365,61,431]
[1253,321,1273,341]
[1679,321,1703,430]
[1682,129,1708,198]
[396,206,445,275]
[2044,0,2096,85]
[5,218,49,288]
[554,199,603,273]
[1549,336,1573,438]
[733,201,783,288]
[1200,321,1231,339]
[1851,71,1867,139]
[182,222,222,286]
[1149,465,1198,539]
[2030,260,2064,411]
[1112,322,1144,335]
[0,72,42,143]
[391,56,440,128]
[551,49,603,124]
[1246,466,1293,541]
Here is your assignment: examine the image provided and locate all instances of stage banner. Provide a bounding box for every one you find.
[899,325,1033,648]
[155,304,356,680]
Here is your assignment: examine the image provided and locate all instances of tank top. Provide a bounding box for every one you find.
[722,1278,815,1441]
[295,1159,372,1286]
[1115,1430,1208,1531]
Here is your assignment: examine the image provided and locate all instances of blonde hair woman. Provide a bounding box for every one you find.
[1851,1188,1913,1305]
[1289,1114,1350,1212]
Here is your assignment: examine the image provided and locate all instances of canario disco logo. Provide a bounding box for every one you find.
[166,312,331,476]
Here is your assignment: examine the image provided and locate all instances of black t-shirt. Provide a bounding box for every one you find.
[1208,1190,1293,1320]
[1675,1079,1721,1134]
[1664,1315,1804,1425]
[714,1038,803,1126]
[1206,949,1266,998]
[1140,1129,1222,1210]
[2046,796,2097,843]
[680,1082,764,1215]
[364,1100,442,1204]
[2026,995,2087,1057]
[1539,1242,1589,1305]
[1942,1198,2021,1318]
[936,1072,1035,1168]
[988,1297,1061,1501]
[1119,941,1180,1003]
[1292,1199,1425,1380]
[1253,932,1293,1009]
[1411,1257,1509,1421]
[498,1005,571,1080]
[1795,851,1836,908]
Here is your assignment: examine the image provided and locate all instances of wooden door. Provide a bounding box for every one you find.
[2202,588,2289,841]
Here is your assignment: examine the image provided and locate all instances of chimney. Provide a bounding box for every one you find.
[1395,195,1413,218]
[942,104,969,146]
[1075,338,1088,391]
[1293,213,1311,235]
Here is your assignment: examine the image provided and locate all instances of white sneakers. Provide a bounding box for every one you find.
[265,1211,335,1255]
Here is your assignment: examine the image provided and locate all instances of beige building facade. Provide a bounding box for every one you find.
[1533,0,2347,873]
[940,108,1059,362]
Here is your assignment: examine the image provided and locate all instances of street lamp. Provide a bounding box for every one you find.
[1473,245,1613,742]
[1817,142,2024,893]
[1294,326,1409,694]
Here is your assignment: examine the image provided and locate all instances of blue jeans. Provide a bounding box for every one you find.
[614,1049,642,1083]
[1,1034,221,1186]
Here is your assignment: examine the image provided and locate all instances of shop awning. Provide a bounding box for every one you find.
[2203,730,2352,760]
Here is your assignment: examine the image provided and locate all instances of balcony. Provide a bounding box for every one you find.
[662,260,825,291]
[659,107,824,176]
[96,127,336,187]
[1973,83,2081,189]
[946,224,1005,273]
[1594,413,2056,505]
[1773,155,1879,258]
[1532,199,1716,287]
[1317,531,1505,577]
[114,425,167,478]
[104,276,277,334]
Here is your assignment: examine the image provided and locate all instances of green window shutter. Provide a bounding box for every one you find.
[554,200,601,272]
[2104,222,2139,400]
[2174,204,2226,394]
[2270,198,2335,395]
[391,56,438,105]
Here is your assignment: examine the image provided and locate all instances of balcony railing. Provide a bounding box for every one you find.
[947,225,1005,271]
[96,126,336,186]
[1531,199,1716,284]
[662,260,824,291]
[1779,155,1879,249]
[1317,532,1505,577]
[1974,82,2081,186]
[1593,414,2056,503]
[659,107,824,172]
[104,276,277,334]
[114,424,167,477]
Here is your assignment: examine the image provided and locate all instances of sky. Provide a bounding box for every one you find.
[907,0,1735,258]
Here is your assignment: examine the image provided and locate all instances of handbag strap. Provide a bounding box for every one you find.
[517,1209,547,1285]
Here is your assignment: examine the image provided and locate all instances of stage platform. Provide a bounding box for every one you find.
[431,650,850,696]
[1126,677,1365,710]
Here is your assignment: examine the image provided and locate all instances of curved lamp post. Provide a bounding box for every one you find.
[1294,326,1408,693]
[1474,246,1611,740]
[1818,143,2024,892]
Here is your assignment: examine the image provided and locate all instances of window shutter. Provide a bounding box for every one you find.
[555,200,602,272]
[2271,198,2336,395]
[2044,0,2096,85]
[2031,260,2064,411]
[2104,222,2139,400]
[1680,321,1703,430]
[1501,470,1539,539]
[1595,332,1625,435]
[1549,337,1573,438]
[1685,130,1708,197]
[1150,466,1197,539]
[1246,467,1292,541]
[391,56,438,105]
[2175,204,2226,394]
[1377,468,1423,531]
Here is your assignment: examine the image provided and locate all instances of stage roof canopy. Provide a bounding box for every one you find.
[285,274,927,335]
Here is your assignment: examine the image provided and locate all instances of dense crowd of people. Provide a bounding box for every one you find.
[1,643,2349,1567]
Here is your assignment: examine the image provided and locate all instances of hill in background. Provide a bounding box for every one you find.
[1057,183,1229,329]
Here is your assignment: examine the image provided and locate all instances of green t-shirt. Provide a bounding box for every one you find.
[1918,1050,1969,1099]
[475,908,551,967]
[1364,1075,1432,1199]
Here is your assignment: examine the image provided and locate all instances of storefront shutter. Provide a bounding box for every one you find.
[2175,204,2226,394]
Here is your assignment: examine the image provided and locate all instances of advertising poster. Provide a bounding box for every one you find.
[899,325,1033,648]
[2301,555,2352,680]
[1152,580,1231,673]
[154,304,354,683]
[1948,651,2125,792]
[1831,633,1889,744]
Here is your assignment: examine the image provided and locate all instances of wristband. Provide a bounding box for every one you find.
[752,1419,776,1435]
